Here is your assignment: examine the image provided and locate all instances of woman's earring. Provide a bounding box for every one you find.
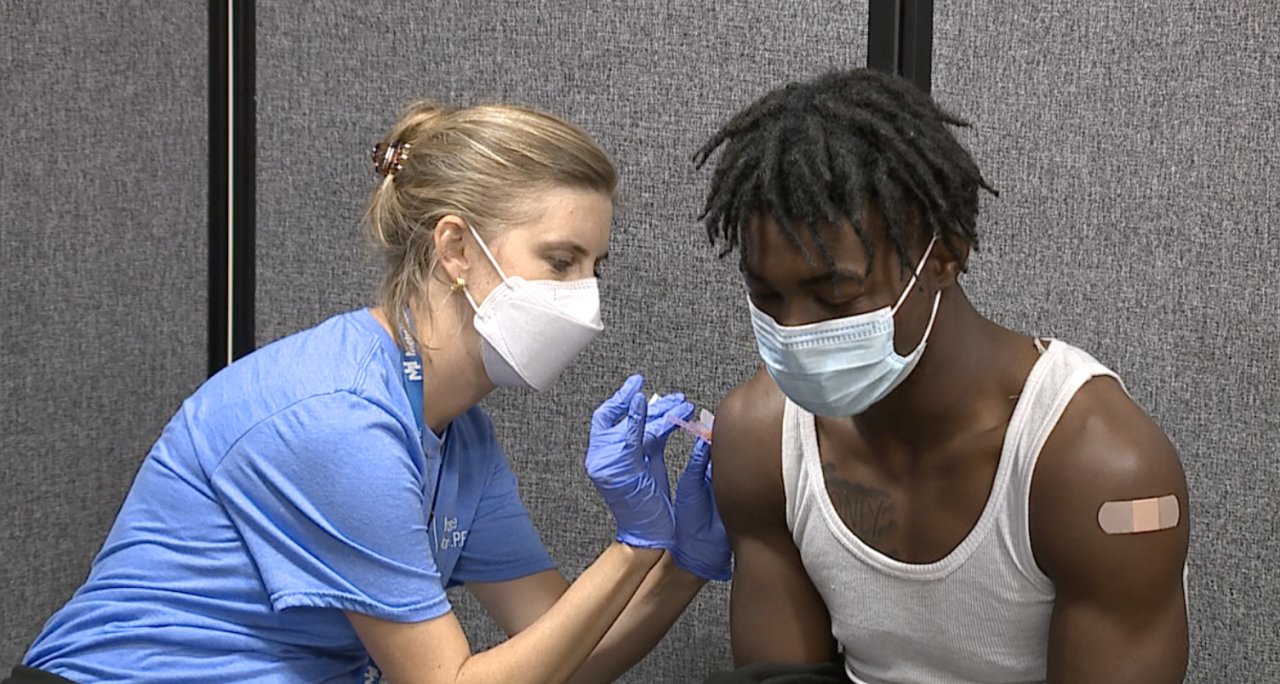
[449,276,466,293]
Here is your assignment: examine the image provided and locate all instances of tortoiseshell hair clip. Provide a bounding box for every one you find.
[372,141,412,177]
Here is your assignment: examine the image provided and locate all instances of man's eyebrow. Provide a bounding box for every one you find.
[742,265,865,287]
[799,268,865,287]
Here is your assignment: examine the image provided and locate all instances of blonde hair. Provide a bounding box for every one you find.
[366,101,617,347]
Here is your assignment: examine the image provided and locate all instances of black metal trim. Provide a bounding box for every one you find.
[208,0,229,376]
[866,0,933,92]
[207,0,256,376]
[867,0,901,74]
[230,0,256,362]
[899,0,934,93]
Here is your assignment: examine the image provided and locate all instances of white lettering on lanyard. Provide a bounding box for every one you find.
[402,358,423,381]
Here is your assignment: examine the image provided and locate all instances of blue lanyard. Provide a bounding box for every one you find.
[399,329,426,437]
[399,324,446,539]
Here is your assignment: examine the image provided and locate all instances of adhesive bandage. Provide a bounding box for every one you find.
[1097,495,1180,535]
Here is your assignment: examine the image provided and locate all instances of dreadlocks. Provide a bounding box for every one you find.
[693,68,997,275]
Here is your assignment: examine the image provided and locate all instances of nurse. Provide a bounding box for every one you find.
[14,101,731,684]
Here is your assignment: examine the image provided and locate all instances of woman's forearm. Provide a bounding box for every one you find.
[566,552,708,684]
[456,543,662,684]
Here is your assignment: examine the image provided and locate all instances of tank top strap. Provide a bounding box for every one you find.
[1001,340,1124,588]
[781,396,808,530]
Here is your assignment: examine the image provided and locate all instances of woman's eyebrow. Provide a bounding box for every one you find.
[539,239,606,259]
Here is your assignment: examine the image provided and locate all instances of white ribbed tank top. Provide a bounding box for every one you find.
[782,340,1120,684]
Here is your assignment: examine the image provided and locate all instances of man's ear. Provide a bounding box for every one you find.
[433,215,471,284]
[932,235,970,290]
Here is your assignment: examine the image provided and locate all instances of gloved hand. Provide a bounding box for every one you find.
[672,439,733,581]
[586,376,691,550]
[642,392,695,499]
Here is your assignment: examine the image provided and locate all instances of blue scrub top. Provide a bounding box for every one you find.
[25,309,555,684]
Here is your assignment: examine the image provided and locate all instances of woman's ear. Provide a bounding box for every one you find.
[433,215,470,284]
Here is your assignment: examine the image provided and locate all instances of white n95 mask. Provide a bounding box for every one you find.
[462,224,604,391]
[749,236,942,417]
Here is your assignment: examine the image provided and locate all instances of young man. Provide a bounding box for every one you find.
[693,69,1189,684]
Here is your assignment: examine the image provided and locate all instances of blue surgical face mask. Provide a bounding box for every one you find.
[749,236,941,417]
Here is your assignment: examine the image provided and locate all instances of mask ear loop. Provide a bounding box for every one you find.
[891,235,943,348]
[890,235,939,315]
[915,290,943,345]
[466,223,509,281]
[460,222,509,312]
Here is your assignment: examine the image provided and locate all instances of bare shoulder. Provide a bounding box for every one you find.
[713,367,838,665]
[712,367,789,528]
[1031,363,1190,680]
[1031,374,1189,594]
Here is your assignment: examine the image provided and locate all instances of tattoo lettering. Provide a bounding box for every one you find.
[823,462,898,547]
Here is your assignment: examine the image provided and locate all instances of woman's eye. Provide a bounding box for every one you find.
[547,257,574,273]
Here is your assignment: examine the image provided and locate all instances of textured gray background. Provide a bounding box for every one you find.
[0,2,209,671]
[255,1,866,680]
[5,1,1275,682]
[932,1,1279,681]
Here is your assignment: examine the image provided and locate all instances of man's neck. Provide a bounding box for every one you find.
[849,289,1034,459]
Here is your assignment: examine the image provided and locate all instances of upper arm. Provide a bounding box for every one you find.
[713,369,837,666]
[1032,377,1190,684]
[467,569,569,637]
[451,428,556,585]
[212,393,449,620]
[347,609,472,684]
[452,411,565,636]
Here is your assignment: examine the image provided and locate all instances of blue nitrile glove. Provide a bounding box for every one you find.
[672,439,733,581]
[642,392,695,498]
[586,376,684,549]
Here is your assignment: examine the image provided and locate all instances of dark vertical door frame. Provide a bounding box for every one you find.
[208,0,256,376]
[899,0,934,92]
[867,0,934,92]
[208,0,228,376]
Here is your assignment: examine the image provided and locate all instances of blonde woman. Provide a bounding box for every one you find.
[14,102,731,684]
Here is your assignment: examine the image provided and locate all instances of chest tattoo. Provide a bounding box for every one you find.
[822,461,900,557]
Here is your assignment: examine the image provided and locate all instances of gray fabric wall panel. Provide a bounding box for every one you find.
[932,2,1279,681]
[0,3,208,669]
[256,2,865,680]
